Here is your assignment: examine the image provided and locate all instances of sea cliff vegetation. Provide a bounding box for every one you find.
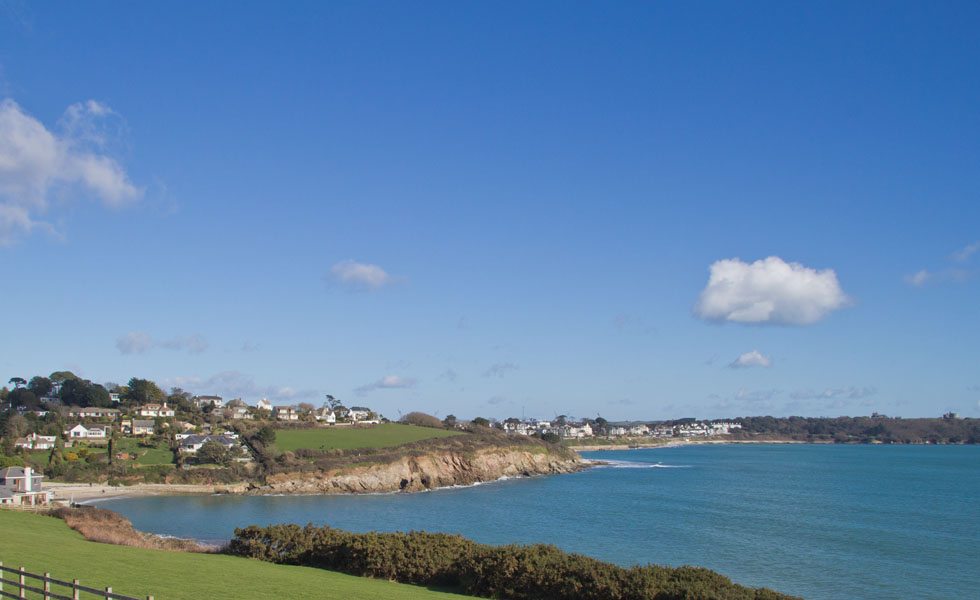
[229,523,800,600]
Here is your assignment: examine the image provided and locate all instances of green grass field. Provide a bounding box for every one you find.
[275,423,463,452]
[0,511,467,600]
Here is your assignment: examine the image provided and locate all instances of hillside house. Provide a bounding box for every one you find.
[138,403,175,418]
[194,395,224,409]
[14,433,57,450]
[228,406,252,420]
[0,467,54,506]
[69,407,121,420]
[178,435,238,455]
[315,407,337,423]
[345,407,372,421]
[274,406,299,421]
[256,398,273,411]
[65,424,108,439]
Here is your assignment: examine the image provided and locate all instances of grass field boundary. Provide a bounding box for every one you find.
[0,562,151,600]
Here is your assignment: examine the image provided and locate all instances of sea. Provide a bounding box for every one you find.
[92,444,980,600]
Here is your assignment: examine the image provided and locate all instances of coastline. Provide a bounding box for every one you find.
[565,438,813,451]
[45,481,246,503]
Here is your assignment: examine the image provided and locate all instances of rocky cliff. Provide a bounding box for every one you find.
[245,447,584,495]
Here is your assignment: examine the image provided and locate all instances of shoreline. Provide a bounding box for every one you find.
[45,482,244,503]
[565,439,814,451]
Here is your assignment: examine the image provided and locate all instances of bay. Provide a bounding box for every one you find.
[94,444,980,600]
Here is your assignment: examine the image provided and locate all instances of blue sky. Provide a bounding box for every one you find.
[1,1,978,421]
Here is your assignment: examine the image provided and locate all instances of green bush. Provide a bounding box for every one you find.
[228,524,800,600]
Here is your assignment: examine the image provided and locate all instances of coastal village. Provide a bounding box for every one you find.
[0,372,750,508]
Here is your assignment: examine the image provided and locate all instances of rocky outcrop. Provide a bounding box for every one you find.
[246,447,584,495]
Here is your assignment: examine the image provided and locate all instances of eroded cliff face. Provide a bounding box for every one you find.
[247,447,584,495]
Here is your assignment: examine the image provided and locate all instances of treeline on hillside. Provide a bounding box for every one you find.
[228,524,798,600]
[732,416,980,444]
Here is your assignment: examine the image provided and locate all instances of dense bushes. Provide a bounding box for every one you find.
[400,412,446,429]
[733,416,980,444]
[228,524,800,600]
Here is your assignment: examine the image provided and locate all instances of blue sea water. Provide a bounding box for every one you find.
[94,444,980,600]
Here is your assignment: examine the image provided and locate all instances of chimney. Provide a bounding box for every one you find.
[23,466,32,492]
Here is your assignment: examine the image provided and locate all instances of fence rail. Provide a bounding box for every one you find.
[0,563,152,600]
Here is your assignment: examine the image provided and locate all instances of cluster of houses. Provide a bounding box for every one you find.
[499,418,742,440]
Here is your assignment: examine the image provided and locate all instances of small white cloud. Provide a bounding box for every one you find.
[484,362,519,378]
[950,242,980,263]
[729,350,773,369]
[0,98,143,245]
[116,331,209,355]
[904,270,932,287]
[355,374,417,396]
[694,256,849,325]
[163,370,316,401]
[328,259,398,290]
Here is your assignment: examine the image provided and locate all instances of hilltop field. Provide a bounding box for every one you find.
[273,423,463,452]
[0,510,467,600]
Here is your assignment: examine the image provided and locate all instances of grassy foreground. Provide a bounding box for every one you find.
[275,423,463,452]
[0,511,467,600]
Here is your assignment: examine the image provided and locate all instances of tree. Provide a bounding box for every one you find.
[256,426,276,445]
[298,402,315,415]
[124,378,164,406]
[325,395,342,411]
[401,412,444,429]
[8,377,26,389]
[49,371,80,384]
[28,376,53,399]
[196,440,228,465]
[472,417,490,428]
[8,388,38,409]
[59,379,112,408]
[443,414,457,428]
[541,432,561,443]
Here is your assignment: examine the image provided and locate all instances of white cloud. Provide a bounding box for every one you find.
[950,241,980,263]
[116,331,209,355]
[163,370,316,401]
[0,98,142,245]
[328,259,398,290]
[790,386,877,400]
[355,374,417,396]
[904,270,932,287]
[483,362,519,378]
[904,267,975,287]
[729,350,773,369]
[694,256,849,325]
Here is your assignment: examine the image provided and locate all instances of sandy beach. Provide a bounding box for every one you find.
[45,482,244,503]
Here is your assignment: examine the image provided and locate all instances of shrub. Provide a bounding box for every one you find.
[400,412,445,429]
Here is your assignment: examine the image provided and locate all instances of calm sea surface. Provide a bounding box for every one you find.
[94,444,979,600]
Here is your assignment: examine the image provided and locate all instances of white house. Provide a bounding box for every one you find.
[65,424,108,439]
[194,395,224,409]
[178,435,238,455]
[274,406,299,421]
[69,407,121,420]
[315,407,337,423]
[0,467,54,506]
[346,407,372,421]
[229,406,252,420]
[138,403,175,418]
[256,398,273,412]
[14,433,57,450]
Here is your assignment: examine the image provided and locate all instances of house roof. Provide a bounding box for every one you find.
[133,419,155,427]
[179,435,236,447]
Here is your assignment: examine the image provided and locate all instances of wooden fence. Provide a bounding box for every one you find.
[0,563,152,600]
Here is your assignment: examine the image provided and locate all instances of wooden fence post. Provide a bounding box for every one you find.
[106,585,112,598]
[44,571,51,600]
[73,578,80,600]
[0,560,4,595]
[19,567,25,599]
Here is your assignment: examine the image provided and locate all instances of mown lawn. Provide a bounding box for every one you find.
[275,423,463,452]
[0,511,467,600]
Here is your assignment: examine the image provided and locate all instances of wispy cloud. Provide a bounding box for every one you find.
[438,368,458,382]
[483,362,519,378]
[729,350,773,369]
[613,314,656,335]
[0,98,143,245]
[790,386,876,400]
[116,331,208,355]
[694,256,849,325]
[950,241,980,263]
[327,260,400,291]
[163,370,316,402]
[354,374,417,396]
